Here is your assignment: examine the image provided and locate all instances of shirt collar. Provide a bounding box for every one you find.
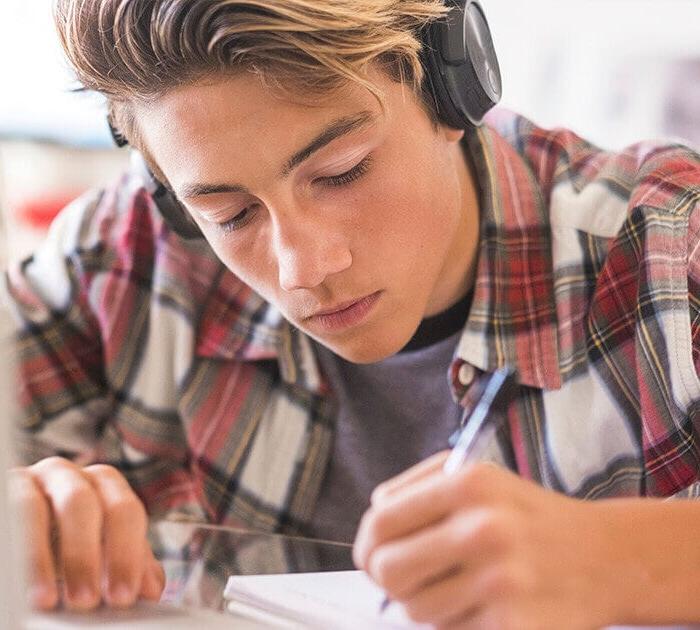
[453,115,561,391]
[195,267,324,393]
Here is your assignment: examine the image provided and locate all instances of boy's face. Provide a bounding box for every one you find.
[134,67,480,363]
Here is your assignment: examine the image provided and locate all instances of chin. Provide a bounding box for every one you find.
[317,333,408,364]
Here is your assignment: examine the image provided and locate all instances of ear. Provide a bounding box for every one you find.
[440,125,465,143]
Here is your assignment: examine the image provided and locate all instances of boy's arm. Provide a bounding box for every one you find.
[4,188,168,610]
[4,189,112,465]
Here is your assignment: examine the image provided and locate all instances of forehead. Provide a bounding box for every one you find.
[134,71,385,149]
[133,72,385,175]
[131,69,399,188]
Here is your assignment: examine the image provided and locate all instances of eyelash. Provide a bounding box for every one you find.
[218,154,374,234]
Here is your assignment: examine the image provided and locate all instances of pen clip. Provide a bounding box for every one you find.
[447,367,516,450]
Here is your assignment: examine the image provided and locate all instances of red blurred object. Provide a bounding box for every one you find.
[15,189,86,230]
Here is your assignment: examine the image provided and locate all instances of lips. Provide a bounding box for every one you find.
[311,295,374,317]
[305,291,382,332]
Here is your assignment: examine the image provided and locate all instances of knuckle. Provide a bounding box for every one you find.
[54,482,99,516]
[367,549,397,592]
[105,494,146,526]
[455,462,493,494]
[84,463,122,482]
[481,565,524,601]
[470,509,512,553]
[361,509,384,544]
[448,508,489,549]
[31,456,74,474]
[369,506,396,540]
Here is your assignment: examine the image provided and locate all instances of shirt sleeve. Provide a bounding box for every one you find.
[4,189,114,465]
[627,146,700,497]
[673,481,700,498]
[4,181,207,522]
[682,190,700,496]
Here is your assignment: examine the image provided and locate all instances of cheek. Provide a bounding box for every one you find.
[204,231,279,301]
[358,169,458,262]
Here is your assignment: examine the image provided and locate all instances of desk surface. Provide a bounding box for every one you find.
[26,520,354,628]
[151,519,354,612]
[24,520,699,629]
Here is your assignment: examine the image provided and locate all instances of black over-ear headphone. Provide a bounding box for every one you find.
[109,0,501,240]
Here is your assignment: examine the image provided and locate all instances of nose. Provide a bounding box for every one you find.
[274,215,352,292]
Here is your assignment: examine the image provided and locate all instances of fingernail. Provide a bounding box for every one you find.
[109,582,134,607]
[28,583,57,610]
[69,584,97,610]
[142,565,164,601]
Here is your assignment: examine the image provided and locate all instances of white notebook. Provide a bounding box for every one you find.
[224,570,430,629]
[224,570,695,630]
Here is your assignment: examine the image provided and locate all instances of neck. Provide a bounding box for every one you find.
[424,135,481,317]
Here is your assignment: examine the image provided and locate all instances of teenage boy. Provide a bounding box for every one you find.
[6,0,700,627]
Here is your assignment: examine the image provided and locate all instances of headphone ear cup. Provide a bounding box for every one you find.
[420,23,466,130]
[130,152,204,240]
[420,0,501,129]
[152,185,204,240]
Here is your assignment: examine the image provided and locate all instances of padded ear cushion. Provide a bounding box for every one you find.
[130,151,204,240]
[420,0,501,129]
[152,185,204,239]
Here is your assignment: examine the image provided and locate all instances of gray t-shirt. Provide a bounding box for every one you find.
[307,331,464,543]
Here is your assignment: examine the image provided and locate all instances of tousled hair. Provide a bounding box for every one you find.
[54,0,449,159]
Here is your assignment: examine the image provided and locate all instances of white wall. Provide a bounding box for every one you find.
[485,0,700,149]
[0,0,111,146]
[0,0,699,149]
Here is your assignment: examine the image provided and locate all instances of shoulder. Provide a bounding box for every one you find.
[8,157,256,324]
[486,108,700,231]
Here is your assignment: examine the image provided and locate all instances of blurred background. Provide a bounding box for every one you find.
[1,0,699,262]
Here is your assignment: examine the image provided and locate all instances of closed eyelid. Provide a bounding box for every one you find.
[315,145,372,172]
[192,197,253,222]
[179,110,379,200]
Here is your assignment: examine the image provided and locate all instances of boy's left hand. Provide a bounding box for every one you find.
[353,452,623,630]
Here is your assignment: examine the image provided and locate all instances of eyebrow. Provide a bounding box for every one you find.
[179,110,377,200]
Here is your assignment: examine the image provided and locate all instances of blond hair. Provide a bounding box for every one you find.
[54,0,449,153]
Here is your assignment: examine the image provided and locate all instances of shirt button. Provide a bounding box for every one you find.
[458,363,475,386]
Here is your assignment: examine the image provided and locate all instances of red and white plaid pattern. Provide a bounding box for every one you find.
[5,110,699,536]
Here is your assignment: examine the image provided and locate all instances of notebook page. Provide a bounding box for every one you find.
[223,571,696,630]
[224,570,431,629]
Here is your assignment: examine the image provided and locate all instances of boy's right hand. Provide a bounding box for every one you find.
[8,456,165,611]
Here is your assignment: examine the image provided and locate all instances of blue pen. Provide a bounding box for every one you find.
[379,367,515,614]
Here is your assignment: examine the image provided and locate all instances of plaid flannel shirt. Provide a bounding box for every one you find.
[5,110,700,535]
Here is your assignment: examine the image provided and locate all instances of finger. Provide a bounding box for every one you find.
[138,546,166,602]
[365,508,501,601]
[405,560,527,629]
[440,600,516,630]
[83,464,147,608]
[370,451,450,506]
[8,469,59,610]
[402,568,482,627]
[30,457,102,611]
[355,463,497,569]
